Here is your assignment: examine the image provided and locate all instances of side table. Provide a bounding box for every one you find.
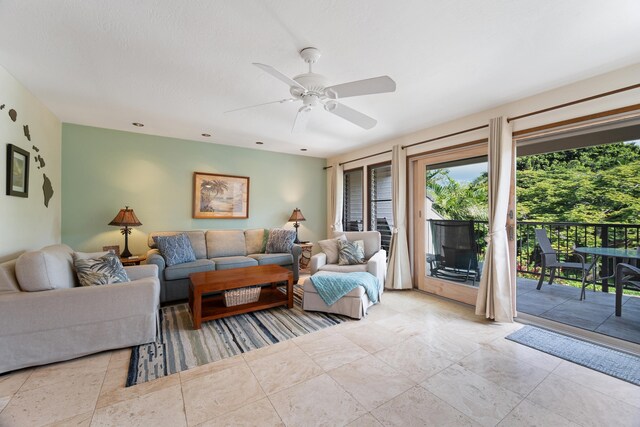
[299,242,313,271]
[120,255,147,266]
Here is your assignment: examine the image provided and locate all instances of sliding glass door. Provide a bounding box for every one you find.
[412,143,515,304]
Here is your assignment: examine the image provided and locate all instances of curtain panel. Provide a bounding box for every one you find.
[329,163,344,234]
[385,145,412,290]
[475,117,515,322]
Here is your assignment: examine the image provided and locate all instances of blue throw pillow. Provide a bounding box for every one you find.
[153,233,197,266]
[265,228,296,253]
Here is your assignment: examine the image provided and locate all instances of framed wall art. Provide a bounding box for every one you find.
[6,144,29,198]
[193,172,250,219]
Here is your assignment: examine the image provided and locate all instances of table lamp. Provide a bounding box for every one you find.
[288,208,306,244]
[108,206,142,258]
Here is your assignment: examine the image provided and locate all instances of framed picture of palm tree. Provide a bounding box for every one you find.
[193,172,250,219]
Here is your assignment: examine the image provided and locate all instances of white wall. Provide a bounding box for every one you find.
[328,63,640,166]
[0,65,61,261]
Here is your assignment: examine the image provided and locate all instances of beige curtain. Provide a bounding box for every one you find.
[329,163,344,235]
[385,145,412,290]
[475,117,514,322]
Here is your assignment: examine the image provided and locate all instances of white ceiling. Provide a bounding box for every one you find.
[1,1,639,158]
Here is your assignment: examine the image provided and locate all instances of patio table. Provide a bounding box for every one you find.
[574,247,640,316]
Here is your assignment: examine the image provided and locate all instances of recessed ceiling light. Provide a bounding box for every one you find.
[132,122,144,127]
[255,141,264,145]
[300,148,308,151]
[201,133,211,137]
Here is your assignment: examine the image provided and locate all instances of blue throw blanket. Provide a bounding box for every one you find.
[310,272,380,307]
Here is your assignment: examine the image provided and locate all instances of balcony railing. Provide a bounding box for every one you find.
[428,220,640,291]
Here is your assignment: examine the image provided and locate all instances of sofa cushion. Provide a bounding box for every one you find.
[164,259,216,281]
[338,240,366,265]
[318,263,368,274]
[73,252,130,286]
[266,228,295,253]
[154,233,197,267]
[207,230,246,258]
[15,244,76,291]
[211,256,258,270]
[148,231,207,259]
[0,260,20,294]
[245,228,268,254]
[248,253,293,266]
[318,235,347,264]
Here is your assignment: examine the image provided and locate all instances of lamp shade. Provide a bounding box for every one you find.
[288,208,306,222]
[108,206,142,227]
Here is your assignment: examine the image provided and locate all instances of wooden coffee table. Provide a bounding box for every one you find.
[188,264,293,329]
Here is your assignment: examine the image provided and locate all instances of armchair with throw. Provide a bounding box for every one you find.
[310,231,387,285]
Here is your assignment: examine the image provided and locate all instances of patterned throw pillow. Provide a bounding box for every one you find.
[318,235,347,264]
[338,239,366,265]
[266,228,296,253]
[73,252,130,286]
[153,233,197,266]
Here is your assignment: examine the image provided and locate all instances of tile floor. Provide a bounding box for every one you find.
[1,289,639,426]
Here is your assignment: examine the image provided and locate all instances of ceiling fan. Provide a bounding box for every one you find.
[227,47,396,132]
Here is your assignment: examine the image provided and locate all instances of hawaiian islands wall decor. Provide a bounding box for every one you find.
[2,101,54,207]
[193,172,249,219]
[6,144,29,197]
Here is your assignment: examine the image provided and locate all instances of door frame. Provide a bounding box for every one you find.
[411,141,516,306]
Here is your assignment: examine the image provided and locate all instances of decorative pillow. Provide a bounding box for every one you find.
[317,235,347,264]
[153,233,197,266]
[338,239,366,265]
[266,228,296,253]
[73,252,130,287]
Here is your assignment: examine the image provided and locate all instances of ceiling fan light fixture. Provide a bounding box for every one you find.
[234,47,396,132]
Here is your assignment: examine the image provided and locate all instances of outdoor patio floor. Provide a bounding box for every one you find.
[516,277,640,345]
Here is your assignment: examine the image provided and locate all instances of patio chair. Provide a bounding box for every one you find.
[534,229,588,298]
[614,262,640,316]
[428,220,482,286]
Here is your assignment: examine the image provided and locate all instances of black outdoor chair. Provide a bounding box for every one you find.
[428,220,482,286]
[376,217,393,254]
[534,229,589,298]
[614,261,640,316]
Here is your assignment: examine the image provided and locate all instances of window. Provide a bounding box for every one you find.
[368,163,393,252]
[343,168,363,231]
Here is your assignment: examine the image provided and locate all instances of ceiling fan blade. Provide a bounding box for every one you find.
[224,98,295,113]
[324,101,377,130]
[253,63,306,91]
[292,107,311,133]
[325,76,396,99]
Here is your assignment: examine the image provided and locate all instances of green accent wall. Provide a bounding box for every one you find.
[62,124,326,255]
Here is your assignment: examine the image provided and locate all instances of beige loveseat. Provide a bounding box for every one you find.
[0,244,160,374]
[147,229,302,303]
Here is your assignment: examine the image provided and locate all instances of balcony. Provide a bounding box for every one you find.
[427,219,640,345]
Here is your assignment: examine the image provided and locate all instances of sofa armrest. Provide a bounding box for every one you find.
[0,277,160,336]
[367,249,387,295]
[146,249,165,280]
[125,264,158,281]
[310,253,327,275]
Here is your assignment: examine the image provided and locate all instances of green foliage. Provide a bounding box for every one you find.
[427,169,488,220]
[517,143,640,223]
[426,142,640,224]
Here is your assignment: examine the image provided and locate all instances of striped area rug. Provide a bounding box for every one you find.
[126,285,348,386]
